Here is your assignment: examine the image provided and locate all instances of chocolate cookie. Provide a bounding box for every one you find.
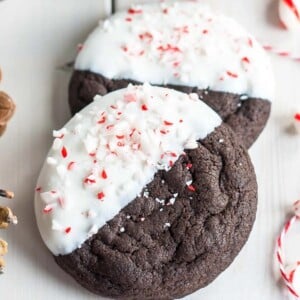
[69,2,274,149]
[35,85,257,299]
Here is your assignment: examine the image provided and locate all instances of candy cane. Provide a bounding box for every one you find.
[279,0,300,30]
[276,201,300,298]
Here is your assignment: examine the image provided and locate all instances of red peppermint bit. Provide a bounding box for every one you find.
[164,120,173,126]
[57,134,64,139]
[160,129,169,135]
[121,45,128,52]
[175,26,189,33]
[128,8,143,14]
[93,159,97,164]
[51,190,57,194]
[283,0,300,19]
[139,32,153,42]
[129,128,136,138]
[124,93,136,103]
[117,112,122,115]
[242,57,250,64]
[179,119,183,123]
[117,142,125,147]
[226,71,238,78]
[279,19,287,29]
[202,29,208,34]
[278,51,289,57]
[131,143,141,151]
[169,161,174,167]
[294,113,300,121]
[157,44,182,53]
[84,177,96,184]
[35,186,42,192]
[116,135,125,139]
[97,192,105,201]
[43,206,53,214]
[101,169,108,179]
[263,45,272,51]
[187,163,193,169]
[141,104,148,111]
[173,61,180,67]
[77,44,84,52]
[61,146,68,158]
[248,38,253,47]
[169,152,177,158]
[219,76,224,81]
[139,50,145,56]
[187,185,196,192]
[106,124,114,130]
[67,161,75,171]
[65,227,71,234]
[98,116,106,124]
[163,8,169,14]
[89,152,96,157]
[125,17,132,22]
[110,105,118,109]
[58,197,65,208]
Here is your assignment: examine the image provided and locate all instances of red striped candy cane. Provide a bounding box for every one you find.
[279,0,300,30]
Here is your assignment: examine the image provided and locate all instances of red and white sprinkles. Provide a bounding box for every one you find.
[34,84,221,255]
[279,0,300,30]
[276,200,300,298]
[75,2,274,100]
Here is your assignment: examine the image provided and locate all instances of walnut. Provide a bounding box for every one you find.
[0,239,8,273]
[0,206,17,229]
[0,68,15,136]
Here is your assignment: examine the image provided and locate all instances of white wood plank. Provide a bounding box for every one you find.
[1,0,300,299]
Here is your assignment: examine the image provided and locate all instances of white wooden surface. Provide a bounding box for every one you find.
[0,0,300,299]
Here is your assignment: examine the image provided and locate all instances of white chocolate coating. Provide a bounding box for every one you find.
[75,1,274,100]
[35,84,222,255]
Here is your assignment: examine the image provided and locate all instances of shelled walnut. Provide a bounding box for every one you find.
[0,68,15,136]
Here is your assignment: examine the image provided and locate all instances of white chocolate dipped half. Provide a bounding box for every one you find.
[75,1,274,101]
[35,84,222,255]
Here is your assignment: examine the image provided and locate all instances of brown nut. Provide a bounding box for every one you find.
[0,257,5,273]
[0,206,18,229]
[0,91,15,125]
[0,239,8,256]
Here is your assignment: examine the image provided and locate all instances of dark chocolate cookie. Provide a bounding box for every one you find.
[69,70,271,149]
[36,85,257,299]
